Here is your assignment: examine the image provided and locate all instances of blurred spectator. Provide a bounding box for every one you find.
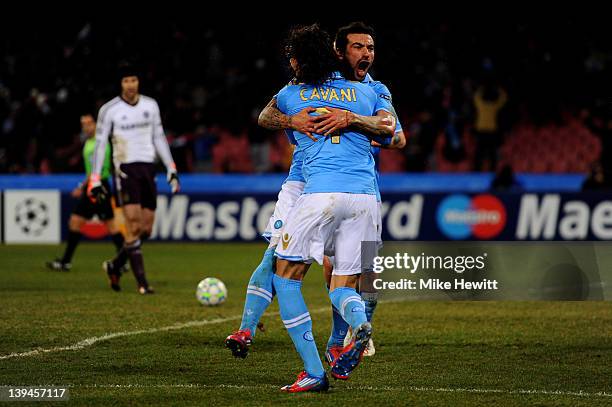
[1,20,612,174]
[165,95,196,173]
[473,78,507,171]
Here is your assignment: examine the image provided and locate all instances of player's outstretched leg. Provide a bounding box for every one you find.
[329,287,372,380]
[124,239,153,294]
[343,262,379,356]
[344,293,378,356]
[361,291,377,356]
[326,303,349,366]
[225,247,275,358]
[323,256,350,365]
[47,229,82,271]
[273,273,327,392]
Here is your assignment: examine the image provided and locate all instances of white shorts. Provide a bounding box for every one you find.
[275,193,378,276]
[263,181,305,247]
[376,201,383,249]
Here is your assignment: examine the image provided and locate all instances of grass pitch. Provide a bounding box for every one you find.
[0,243,611,406]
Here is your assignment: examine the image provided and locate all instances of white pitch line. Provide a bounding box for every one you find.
[2,302,611,400]
[0,306,330,361]
[0,315,241,361]
[19,383,612,399]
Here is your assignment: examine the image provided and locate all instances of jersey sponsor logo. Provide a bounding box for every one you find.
[436,194,506,240]
[118,121,150,131]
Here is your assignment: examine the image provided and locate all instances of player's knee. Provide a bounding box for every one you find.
[275,259,306,281]
[105,220,119,234]
[129,223,143,238]
[330,274,360,290]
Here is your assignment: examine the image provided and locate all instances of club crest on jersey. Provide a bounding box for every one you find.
[303,331,314,341]
[121,115,127,121]
[274,220,283,229]
[143,111,150,118]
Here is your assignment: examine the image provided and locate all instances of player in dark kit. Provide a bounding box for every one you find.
[46,114,125,271]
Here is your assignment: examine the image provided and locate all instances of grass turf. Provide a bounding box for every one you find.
[0,243,611,406]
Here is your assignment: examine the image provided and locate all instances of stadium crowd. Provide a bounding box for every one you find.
[1,20,611,183]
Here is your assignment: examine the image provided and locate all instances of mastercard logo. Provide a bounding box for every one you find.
[436,194,507,239]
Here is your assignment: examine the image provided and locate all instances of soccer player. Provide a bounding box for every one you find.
[246,22,406,363]
[46,114,125,271]
[320,21,406,362]
[273,24,395,392]
[224,114,312,357]
[88,63,180,294]
[224,23,401,362]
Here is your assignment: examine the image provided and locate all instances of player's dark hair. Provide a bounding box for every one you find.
[334,22,376,54]
[285,24,338,85]
[117,61,140,81]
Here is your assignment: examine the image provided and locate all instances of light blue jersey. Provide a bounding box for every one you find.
[364,73,403,201]
[276,72,393,195]
[284,130,306,183]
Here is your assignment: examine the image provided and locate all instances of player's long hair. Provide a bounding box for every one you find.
[285,24,338,85]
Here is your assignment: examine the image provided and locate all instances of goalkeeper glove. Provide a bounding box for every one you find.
[87,174,108,203]
[167,165,180,194]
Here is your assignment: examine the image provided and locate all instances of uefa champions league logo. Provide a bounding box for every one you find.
[14,198,50,236]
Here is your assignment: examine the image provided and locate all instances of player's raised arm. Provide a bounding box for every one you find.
[151,102,180,194]
[258,97,318,140]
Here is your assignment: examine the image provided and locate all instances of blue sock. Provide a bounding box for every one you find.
[273,274,325,378]
[329,287,367,330]
[361,292,378,323]
[326,286,349,349]
[239,247,275,337]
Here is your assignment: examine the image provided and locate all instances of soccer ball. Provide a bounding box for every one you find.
[196,277,227,306]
